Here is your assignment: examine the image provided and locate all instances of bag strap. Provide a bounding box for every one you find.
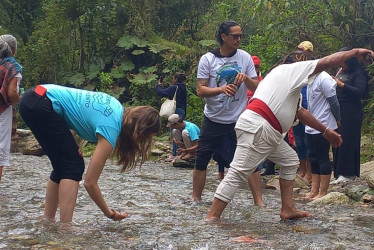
[172,86,178,100]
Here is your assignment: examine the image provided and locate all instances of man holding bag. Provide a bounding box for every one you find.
[156,72,187,161]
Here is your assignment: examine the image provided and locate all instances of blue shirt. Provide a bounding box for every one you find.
[184,121,200,141]
[44,84,124,148]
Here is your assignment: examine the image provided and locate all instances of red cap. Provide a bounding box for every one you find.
[252,55,261,66]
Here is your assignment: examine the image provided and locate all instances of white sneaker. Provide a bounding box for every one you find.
[330,175,354,185]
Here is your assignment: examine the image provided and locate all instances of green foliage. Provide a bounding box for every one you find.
[98,72,114,92]
[3,0,374,139]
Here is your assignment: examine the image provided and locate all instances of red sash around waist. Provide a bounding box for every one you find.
[246,98,282,134]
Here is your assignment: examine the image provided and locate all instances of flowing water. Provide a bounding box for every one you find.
[0,153,373,249]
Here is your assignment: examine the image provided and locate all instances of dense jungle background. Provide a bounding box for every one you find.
[1,0,374,160]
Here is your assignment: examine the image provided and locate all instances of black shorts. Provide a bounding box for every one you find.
[195,116,237,171]
[19,87,85,183]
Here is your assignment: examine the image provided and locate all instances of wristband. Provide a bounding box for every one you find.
[322,127,329,136]
[110,209,116,219]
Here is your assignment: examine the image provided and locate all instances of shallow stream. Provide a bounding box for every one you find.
[0,154,373,249]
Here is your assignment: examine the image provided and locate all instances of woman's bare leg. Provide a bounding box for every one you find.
[312,174,331,200]
[305,174,319,199]
[58,179,79,223]
[44,179,59,219]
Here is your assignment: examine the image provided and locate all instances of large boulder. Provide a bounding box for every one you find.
[360,161,374,178]
[151,148,165,156]
[347,185,368,201]
[172,158,194,169]
[309,192,350,205]
[366,172,374,188]
[265,175,309,190]
[11,129,43,156]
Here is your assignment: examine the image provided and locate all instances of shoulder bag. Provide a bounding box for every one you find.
[160,86,178,118]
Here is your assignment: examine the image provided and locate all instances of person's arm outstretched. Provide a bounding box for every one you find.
[314,48,374,75]
[84,134,128,221]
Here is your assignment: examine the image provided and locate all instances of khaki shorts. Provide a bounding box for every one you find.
[215,110,299,204]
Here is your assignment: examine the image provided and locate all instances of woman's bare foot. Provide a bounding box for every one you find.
[311,193,327,200]
[280,207,311,220]
[304,191,318,200]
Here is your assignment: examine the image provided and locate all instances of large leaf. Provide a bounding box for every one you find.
[87,65,101,80]
[110,85,126,99]
[198,39,216,47]
[143,66,157,73]
[109,61,135,79]
[117,35,135,49]
[131,36,149,48]
[162,68,171,73]
[128,73,158,85]
[110,67,126,79]
[68,72,85,86]
[132,49,145,55]
[148,43,170,53]
[119,61,135,72]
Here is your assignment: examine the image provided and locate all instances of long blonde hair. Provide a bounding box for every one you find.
[113,106,161,172]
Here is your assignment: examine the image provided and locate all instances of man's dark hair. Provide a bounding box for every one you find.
[215,21,240,46]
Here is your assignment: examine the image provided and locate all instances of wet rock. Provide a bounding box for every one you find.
[366,172,374,188]
[24,238,40,246]
[46,241,59,246]
[347,185,367,201]
[265,177,279,190]
[151,148,165,156]
[11,129,43,156]
[309,192,350,205]
[265,175,308,190]
[154,141,170,151]
[360,161,374,178]
[362,194,374,204]
[172,159,194,169]
[294,175,309,189]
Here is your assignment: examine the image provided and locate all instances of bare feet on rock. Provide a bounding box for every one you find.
[280,207,311,220]
[311,193,327,200]
[304,191,318,200]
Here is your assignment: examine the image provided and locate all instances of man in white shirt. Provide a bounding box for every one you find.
[206,48,374,221]
[193,21,261,205]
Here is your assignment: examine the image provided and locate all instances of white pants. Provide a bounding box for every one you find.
[172,129,193,149]
[214,110,299,204]
[0,105,13,167]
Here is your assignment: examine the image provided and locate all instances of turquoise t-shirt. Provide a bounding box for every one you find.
[184,121,200,141]
[44,84,124,148]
